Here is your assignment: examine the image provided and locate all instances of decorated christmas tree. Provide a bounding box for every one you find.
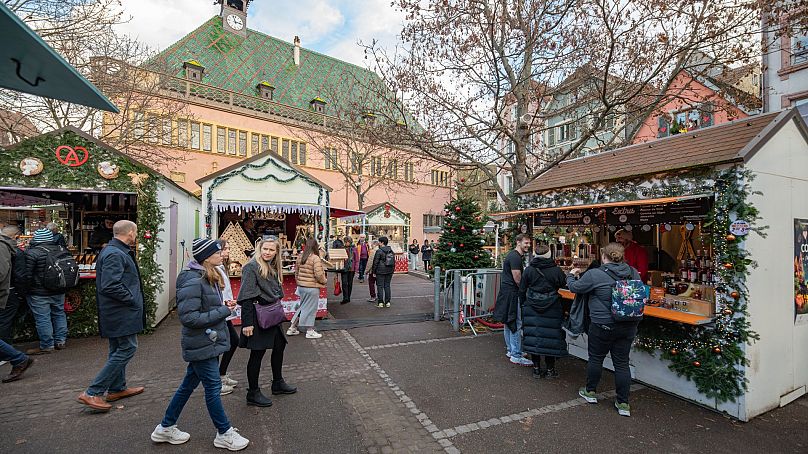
[433,196,493,270]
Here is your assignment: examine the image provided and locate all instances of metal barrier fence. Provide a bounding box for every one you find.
[433,266,502,335]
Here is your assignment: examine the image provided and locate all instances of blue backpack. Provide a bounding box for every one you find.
[603,269,648,321]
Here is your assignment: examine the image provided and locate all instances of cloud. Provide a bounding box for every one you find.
[113,0,404,67]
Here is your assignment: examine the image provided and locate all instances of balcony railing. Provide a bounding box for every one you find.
[161,75,329,127]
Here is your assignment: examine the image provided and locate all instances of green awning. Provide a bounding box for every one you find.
[0,3,118,112]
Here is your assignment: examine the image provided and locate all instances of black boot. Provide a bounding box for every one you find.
[532,367,546,379]
[246,388,273,407]
[545,368,559,379]
[271,379,297,395]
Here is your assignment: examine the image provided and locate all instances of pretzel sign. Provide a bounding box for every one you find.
[55,145,89,167]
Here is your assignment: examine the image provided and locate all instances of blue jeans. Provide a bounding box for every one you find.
[86,334,138,396]
[0,339,27,366]
[27,294,67,350]
[503,304,523,357]
[161,357,231,434]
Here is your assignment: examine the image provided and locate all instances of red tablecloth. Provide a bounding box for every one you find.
[229,275,327,325]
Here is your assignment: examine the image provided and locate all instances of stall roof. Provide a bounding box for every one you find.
[330,207,365,219]
[517,108,808,195]
[491,194,710,221]
[0,3,118,112]
[196,151,333,191]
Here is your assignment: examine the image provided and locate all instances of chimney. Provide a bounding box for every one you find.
[293,36,300,66]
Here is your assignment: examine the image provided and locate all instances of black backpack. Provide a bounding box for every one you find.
[38,245,80,291]
[384,249,395,267]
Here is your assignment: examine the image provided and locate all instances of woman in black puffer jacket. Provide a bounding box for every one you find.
[519,244,567,379]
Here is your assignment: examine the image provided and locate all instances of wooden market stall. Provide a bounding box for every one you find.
[0,127,201,337]
[339,202,411,273]
[494,108,808,421]
[197,151,333,321]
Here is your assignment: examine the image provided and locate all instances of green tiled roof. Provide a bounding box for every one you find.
[149,16,389,116]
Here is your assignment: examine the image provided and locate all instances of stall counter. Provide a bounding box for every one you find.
[228,275,328,326]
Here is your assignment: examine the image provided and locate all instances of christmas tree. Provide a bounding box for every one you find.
[433,196,493,270]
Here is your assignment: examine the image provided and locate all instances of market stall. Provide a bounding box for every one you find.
[340,202,410,273]
[198,151,333,321]
[0,127,200,337]
[494,108,808,421]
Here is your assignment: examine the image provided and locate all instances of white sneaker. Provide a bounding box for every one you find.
[214,427,249,451]
[0,360,7,366]
[151,424,190,445]
[286,326,300,336]
[220,383,235,395]
[305,329,323,339]
[221,374,238,387]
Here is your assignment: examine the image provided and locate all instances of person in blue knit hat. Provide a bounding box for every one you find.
[21,228,68,355]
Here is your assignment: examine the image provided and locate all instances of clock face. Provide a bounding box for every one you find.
[226,14,244,30]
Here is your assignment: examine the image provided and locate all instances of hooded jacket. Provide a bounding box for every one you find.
[373,245,395,275]
[519,256,568,357]
[566,262,641,324]
[177,261,232,362]
[0,234,16,309]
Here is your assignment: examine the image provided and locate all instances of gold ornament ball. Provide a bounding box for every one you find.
[713,347,722,354]
[723,262,734,269]
[726,234,736,242]
[730,291,740,299]
[670,348,678,356]
[723,308,733,316]
[693,361,701,367]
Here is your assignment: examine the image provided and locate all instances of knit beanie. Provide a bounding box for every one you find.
[192,238,221,263]
[32,228,54,244]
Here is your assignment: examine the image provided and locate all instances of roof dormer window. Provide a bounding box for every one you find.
[257,81,275,100]
[310,97,326,113]
[183,60,204,82]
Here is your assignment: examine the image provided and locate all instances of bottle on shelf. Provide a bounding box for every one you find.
[688,262,698,283]
[680,260,688,281]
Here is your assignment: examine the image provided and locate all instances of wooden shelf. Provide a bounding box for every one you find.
[556,290,713,325]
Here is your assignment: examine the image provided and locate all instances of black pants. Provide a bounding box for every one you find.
[219,320,239,376]
[0,288,27,344]
[375,273,392,304]
[423,260,431,271]
[531,354,556,370]
[586,322,638,404]
[358,258,368,278]
[341,271,355,302]
[246,343,285,390]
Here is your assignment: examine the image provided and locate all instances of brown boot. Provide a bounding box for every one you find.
[25,347,53,355]
[2,357,34,383]
[77,392,112,411]
[105,386,145,402]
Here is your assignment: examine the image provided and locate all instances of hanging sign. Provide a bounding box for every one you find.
[19,157,43,176]
[55,145,89,167]
[729,220,750,236]
[97,161,119,179]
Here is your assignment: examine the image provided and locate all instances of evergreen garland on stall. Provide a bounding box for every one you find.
[1,130,164,338]
[518,166,761,402]
[433,196,493,271]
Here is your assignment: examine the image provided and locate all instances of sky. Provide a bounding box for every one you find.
[113,0,406,68]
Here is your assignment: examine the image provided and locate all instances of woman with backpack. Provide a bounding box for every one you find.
[519,244,567,380]
[237,238,297,407]
[150,238,249,450]
[287,238,327,339]
[567,243,642,418]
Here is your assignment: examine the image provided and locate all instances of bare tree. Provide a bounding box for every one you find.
[363,0,807,208]
[1,0,189,167]
[296,76,425,210]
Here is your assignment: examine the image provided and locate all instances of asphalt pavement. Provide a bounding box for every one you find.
[1,273,807,453]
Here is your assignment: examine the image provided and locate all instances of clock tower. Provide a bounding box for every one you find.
[219,0,248,37]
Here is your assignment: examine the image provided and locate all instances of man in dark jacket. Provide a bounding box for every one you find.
[78,220,145,412]
[519,245,567,379]
[23,228,69,355]
[372,236,395,308]
[493,234,533,366]
[0,225,34,382]
[0,225,28,344]
[89,218,114,251]
[567,243,642,417]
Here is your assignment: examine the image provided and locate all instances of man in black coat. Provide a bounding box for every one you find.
[23,228,69,355]
[78,220,145,412]
[493,234,533,366]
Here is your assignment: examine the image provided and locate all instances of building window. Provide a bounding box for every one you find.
[324,147,338,170]
[431,170,449,186]
[403,162,414,182]
[202,124,212,151]
[271,137,279,154]
[170,171,186,183]
[190,122,200,149]
[793,32,808,65]
[177,119,188,147]
[557,122,576,143]
[261,135,269,153]
[387,159,398,179]
[251,133,259,156]
[290,141,298,164]
[547,127,556,147]
[281,139,290,160]
[299,142,307,165]
[133,111,145,140]
[350,152,363,174]
[161,118,172,145]
[227,129,236,155]
[216,127,226,153]
[239,130,247,156]
[370,156,383,176]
